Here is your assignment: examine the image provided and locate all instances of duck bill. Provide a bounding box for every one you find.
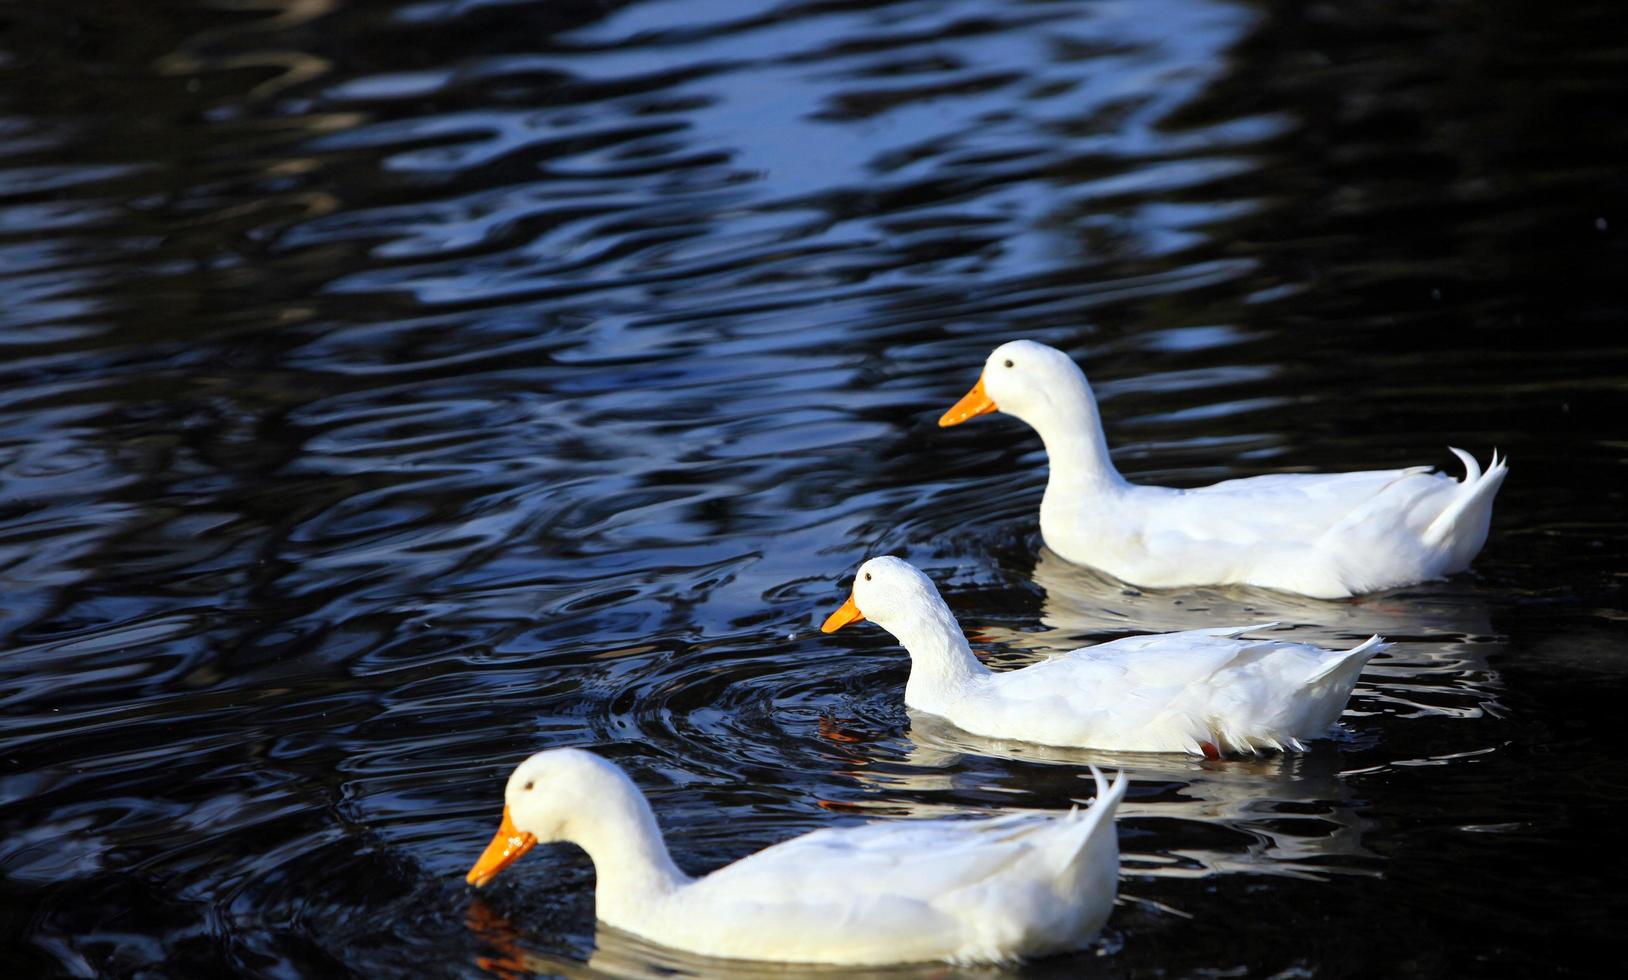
[466,806,537,887]
[820,593,865,633]
[938,374,996,427]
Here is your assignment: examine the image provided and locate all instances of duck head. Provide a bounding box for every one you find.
[466,748,628,887]
[938,339,1092,430]
[820,557,987,700]
[820,555,948,635]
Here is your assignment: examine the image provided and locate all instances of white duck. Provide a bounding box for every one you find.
[938,340,1507,599]
[466,748,1126,966]
[821,557,1384,756]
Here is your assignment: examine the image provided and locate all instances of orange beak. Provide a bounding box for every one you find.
[466,806,537,887]
[938,374,997,427]
[821,592,865,633]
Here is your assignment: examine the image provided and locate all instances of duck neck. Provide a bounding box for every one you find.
[567,783,691,925]
[1026,375,1123,493]
[892,601,991,708]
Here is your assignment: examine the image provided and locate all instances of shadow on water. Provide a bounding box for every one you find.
[1,0,1625,975]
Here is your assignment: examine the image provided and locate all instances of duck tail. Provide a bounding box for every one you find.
[1293,635,1385,735]
[1096,766,1128,807]
[1055,767,1127,883]
[1421,448,1508,561]
[1305,634,1387,686]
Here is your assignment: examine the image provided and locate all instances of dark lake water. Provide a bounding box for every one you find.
[3,0,1625,976]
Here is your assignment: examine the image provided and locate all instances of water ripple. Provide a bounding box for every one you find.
[2,0,1625,975]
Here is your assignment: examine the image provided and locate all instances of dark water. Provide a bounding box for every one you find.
[2,0,1625,976]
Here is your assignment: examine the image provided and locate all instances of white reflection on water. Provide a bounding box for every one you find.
[1025,547,1495,639]
[867,714,1374,884]
[465,896,1024,980]
[1004,547,1505,724]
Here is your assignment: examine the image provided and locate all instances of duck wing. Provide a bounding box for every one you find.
[1140,467,1443,544]
[976,627,1377,754]
[969,630,1265,750]
[695,809,1068,904]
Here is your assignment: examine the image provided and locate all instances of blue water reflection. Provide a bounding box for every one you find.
[1,0,1623,975]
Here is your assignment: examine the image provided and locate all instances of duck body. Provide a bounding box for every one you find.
[824,558,1384,756]
[923,624,1383,755]
[653,781,1124,965]
[1040,452,1506,600]
[468,749,1126,966]
[944,340,1508,599]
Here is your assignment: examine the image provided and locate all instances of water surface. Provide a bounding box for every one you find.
[1,0,1624,976]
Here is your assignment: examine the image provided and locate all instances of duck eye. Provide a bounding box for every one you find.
[523,780,535,791]
[864,572,872,581]
[1003,359,1014,368]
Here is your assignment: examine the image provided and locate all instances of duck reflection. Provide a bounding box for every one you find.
[1020,546,1495,643]
[862,713,1375,882]
[465,896,1016,979]
[1001,548,1506,724]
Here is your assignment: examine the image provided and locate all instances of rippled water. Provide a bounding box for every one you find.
[2,0,1625,976]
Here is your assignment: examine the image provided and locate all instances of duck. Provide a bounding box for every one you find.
[466,747,1127,966]
[938,340,1507,598]
[821,556,1385,756]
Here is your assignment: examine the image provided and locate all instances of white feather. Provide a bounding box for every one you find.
[952,340,1508,598]
[844,557,1386,755]
[480,750,1127,966]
